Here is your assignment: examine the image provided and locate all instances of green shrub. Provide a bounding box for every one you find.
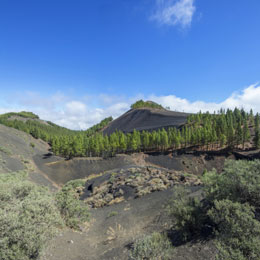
[167,186,206,240]
[55,179,89,229]
[0,171,63,260]
[130,232,174,260]
[30,142,35,148]
[203,160,260,209]
[208,199,260,260]
[108,211,118,218]
[167,160,260,259]
[0,145,12,155]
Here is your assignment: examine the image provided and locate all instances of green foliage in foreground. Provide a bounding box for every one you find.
[167,186,207,241]
[0,171,63,260]
[0,172,90,259]
[130,232,174,260]
[203,160,260,208]
[168,160,260,259]
[56,179,89,229]
[208,199,260,260]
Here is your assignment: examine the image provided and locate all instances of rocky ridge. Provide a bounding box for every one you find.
[80,166,202,208]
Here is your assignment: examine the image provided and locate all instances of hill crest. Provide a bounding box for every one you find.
[103,107,189,135]
[130,99,165,110]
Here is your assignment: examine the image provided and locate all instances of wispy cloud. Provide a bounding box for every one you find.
[1,84,260,130]
[151,0,196,28]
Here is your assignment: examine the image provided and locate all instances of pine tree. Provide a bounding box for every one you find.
[220,134,227,148]
[242,119,250,149]
[142,131,150,151]
[227,125,235,148]
[235,123,243,147]
[119,132,127,152]
[160,128,169,151]
[254,113,260,149]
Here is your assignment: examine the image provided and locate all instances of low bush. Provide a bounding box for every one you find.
[108,211,118,218]
[130,232,174,260]
[0,145,12,155]
[167,186,207,241]
[203,160,260,209]
[167,160,260,259]
[0,171,63,260]
[55,179,89,229]
[208,199,260,260]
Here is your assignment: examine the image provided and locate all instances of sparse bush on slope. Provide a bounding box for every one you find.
[56,179,89,230]
[167,160,260,259]
[0,171,63,260]
[130,232,174,260]
[167,186,208,241]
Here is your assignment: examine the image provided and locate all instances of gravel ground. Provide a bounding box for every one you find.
[41,186,216,260]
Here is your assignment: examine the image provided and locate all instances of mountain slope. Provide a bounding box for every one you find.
[103,108,189,135]
[0,123,60,190]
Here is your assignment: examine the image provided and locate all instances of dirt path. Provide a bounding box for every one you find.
[41,189,175,260]
[29,158,60,191]
[41,186,214,260]
[131,152,172,170]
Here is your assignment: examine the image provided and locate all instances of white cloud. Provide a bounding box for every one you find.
[1,83,260,130]
[65,101,87,115]
[151,0,196,27]
[149,83,260,113]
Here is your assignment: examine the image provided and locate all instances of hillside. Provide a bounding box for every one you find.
[0,123,60,190]
[1,107,260,160]
[0,121,215,260]
[103,107,189,135]
[1,108,260,259]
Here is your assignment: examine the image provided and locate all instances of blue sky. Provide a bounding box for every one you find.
[0,0,260,129]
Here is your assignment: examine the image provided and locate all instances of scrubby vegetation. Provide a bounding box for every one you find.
[168,160,260,259]
[130,100,164,110]
[0,171,63,260]
[0,145,12,155]
[56,179,90,229]
[108,211,118,218]
[0,171,90,259]
[0,108,259,159]
[167,185,206,241]
[130,232,174,260]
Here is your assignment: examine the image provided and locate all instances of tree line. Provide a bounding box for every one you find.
[50,108,260,158]
[0,108,260,159]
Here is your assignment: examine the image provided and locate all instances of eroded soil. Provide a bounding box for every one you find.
[41,187,217,260]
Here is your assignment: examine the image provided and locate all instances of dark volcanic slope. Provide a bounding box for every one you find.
[103,108,189,135]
